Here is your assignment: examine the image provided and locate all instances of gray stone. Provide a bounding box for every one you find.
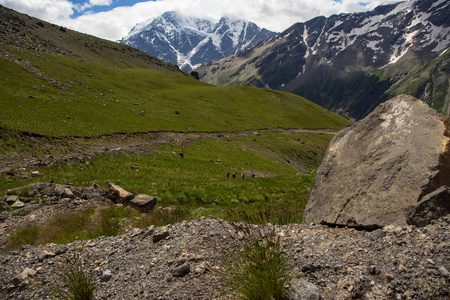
[153,230,169,243]
[170,263,190,277]
[130,194,157,212]
[54,184,65,197]
[438,266,450,278]
[141,226,155,240]
[101,269,112,282]
[31,171,42,177]
[5,195,19,204]
[304,95,450,228]
[11,268,37,286]
[366,229,386,240]
[405,186,450,227]
[286,278,320,300]
[107,182,133,203]
[10,201,25,209]
[37,250,55,262]
[63,188,74,198]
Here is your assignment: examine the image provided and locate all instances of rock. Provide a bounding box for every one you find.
[31,171,42,177]
[10,200,25,209]
[438,266,450,278]
[304,95,450,229]
[38,250,56,262]
[107,182,133,203]
[101,269,112,282]
[11,268,37,286]
[4,195,19,204]
[153,229,169,243]
[141,226,155,240]
[171,263,190,277]
[405,186,450,227]
[55,184,74,198]
[366,229,386,240]
[130,194,157,212]
[54,184,65,197]
[286,278,320,300]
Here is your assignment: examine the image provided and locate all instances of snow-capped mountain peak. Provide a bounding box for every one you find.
[120,11,278,71]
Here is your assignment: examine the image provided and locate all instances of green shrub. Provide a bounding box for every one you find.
[52,254,96,300]
[220,237,291,300]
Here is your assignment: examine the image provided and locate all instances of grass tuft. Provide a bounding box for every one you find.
[220,237,291,300]
[52,254,96,300]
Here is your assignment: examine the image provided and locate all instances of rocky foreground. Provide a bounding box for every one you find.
[0,196,449,299]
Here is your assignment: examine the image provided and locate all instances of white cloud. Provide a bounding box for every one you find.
[0,0,74,22]
[0,0,405,41]
[89,0,113,5]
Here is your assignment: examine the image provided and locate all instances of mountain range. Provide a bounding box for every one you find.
[197,0,449,120]
[120,11,277,72]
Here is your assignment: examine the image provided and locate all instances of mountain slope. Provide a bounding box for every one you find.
[0,5,350,137]
[120,11,278,72]
[197,0,449,120]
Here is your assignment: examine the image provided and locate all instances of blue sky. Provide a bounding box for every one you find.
[0,0,404,41]
[70,0,150,17]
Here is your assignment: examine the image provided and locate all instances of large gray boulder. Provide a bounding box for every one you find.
[304,95,450,228]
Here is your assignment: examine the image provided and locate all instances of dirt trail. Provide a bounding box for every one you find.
[0,128,339,173]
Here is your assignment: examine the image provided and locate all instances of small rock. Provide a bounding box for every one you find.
[438,266,450,278]
[129,228,143,237]
[171,263,190,277]
[366,229,386,240]
[11,268,37,286]
[101,269,112,282]
[368,265,378,275]
[140,226,155,240]
[107,183,133,203]
[31,171,42,177]
[153,230,169,243]
[5,195,19,204]
[286,278,320,300]
[11,201,25,209]
[38,250,56,262]
[130,194,157,212]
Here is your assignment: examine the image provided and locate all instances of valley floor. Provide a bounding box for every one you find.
[0,128,338,173]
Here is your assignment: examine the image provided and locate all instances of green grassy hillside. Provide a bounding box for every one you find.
[0,5,349,137]
[0,53,349,136]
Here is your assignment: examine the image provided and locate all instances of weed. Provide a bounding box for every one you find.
[219,229,291,300]
[0,199,10,212]
[52,254,96,300]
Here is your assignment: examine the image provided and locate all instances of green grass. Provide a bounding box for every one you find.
[1,133,324,210]
[6,205,190,251]
[52,254,96,300]
[220,237,291,300]
[0,49,349,137]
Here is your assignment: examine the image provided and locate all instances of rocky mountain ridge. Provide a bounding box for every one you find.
[120,11,278,72]
[197,0,449,120]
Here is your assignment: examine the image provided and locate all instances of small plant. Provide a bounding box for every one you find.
[218,225,291,300]
[0,199,10,212]
[52,254,96,300]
